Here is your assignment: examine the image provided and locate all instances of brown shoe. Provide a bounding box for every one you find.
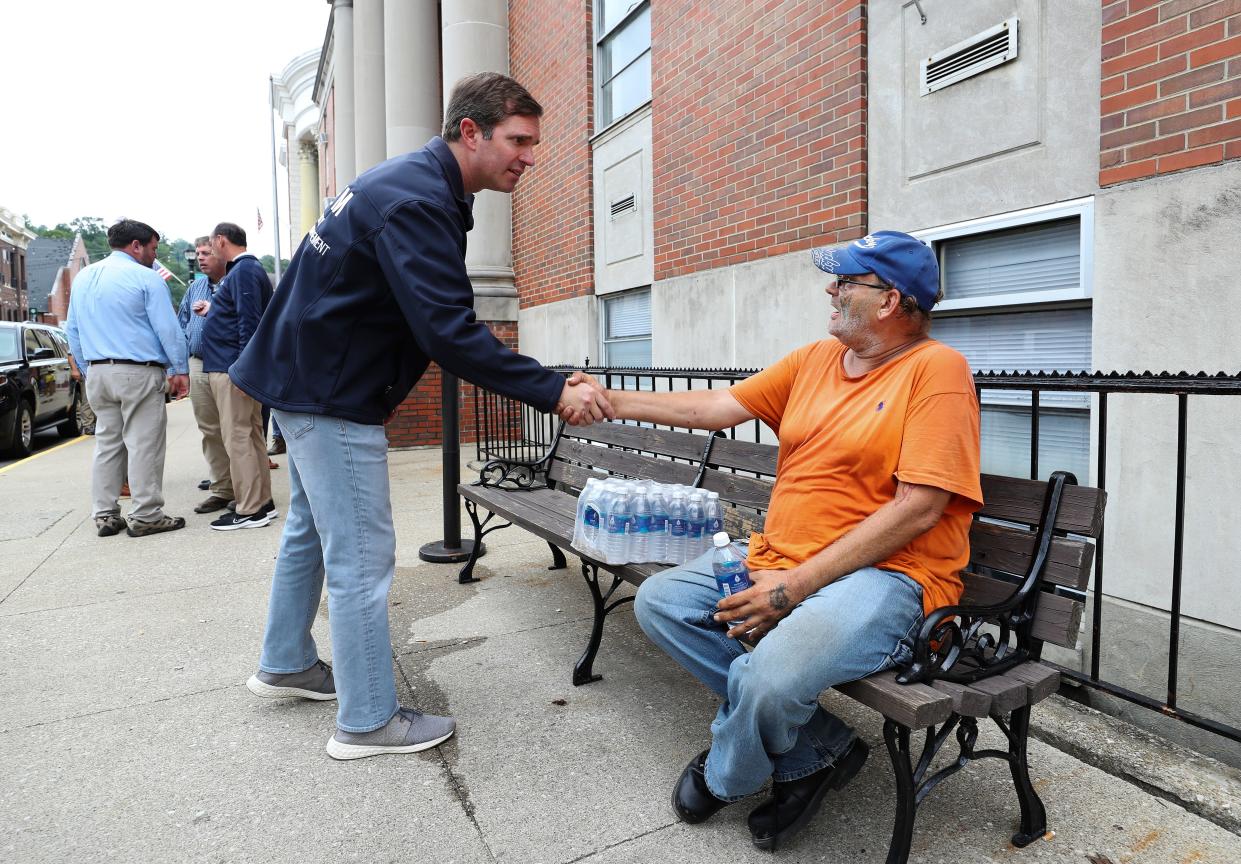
[95,514,126,537]
[267,437,286,455]
[194,496,233,514]
[119,482,131,499]
[268,459,280,470]
[126,515,187,537]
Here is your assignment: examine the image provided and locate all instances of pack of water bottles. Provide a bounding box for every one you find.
[571,478,724,565]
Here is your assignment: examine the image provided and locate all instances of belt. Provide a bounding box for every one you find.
[90,359,165,368]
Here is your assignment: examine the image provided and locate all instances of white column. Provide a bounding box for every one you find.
[353,0,387,175]
[329,0,356,191]
[298,140,321,239]
[441,0,515,300]
[385,0,441,157]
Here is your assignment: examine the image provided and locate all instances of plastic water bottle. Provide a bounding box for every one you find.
[648,482,669,562]
[581,479,603,551]
[631,483,652,562]
[687,491,707,559]
[668,491,689,564]
[711,531,752,626]
[705,491,724,540]
[606,482,633,563]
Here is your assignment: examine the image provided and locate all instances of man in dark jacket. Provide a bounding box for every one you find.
[202,222,275,531]
[232,72,610,760]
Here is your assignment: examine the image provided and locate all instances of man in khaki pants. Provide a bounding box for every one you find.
[177,236,232,513]
[200,222,274,531]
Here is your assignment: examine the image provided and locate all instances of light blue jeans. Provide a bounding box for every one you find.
[633,549,924,801]
[258,409,398,733]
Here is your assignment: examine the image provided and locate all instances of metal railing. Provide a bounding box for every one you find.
[471,366,1241,744]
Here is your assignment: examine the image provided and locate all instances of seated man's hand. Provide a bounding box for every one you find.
[555,372,614,426]
[714,567,807,641]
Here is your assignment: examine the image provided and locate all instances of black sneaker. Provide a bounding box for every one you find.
[262,499,279,519]
[198,479,210,490]
[210,509,273,531]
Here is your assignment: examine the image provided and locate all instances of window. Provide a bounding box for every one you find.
[916,199,1094,481]
[596,0,651,128]
[24,326,43,357]
[602,288,652,367]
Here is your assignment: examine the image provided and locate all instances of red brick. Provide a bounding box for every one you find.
[1103,1,1130,26]
[1226,138,1241,157]
[1189,33,1241,67]
[1126,53,1188,87]
[1102,82,1160,114]
[1101,148,1126,169]
[1191,0,1241,27]
[1159,22,1227,59]
[1103,44,1159,77]
[1189,76,1241,106]
[1100,157,1160,184]
[1187,116,1241,144]
[1157,143,1225,170]
[1127,132,1186,160]
[1103,74,1127,96]
[1102,120,1158,149]
[1160,0,1206,20]
[1126,93,1189,122]
[1102,111,1128,132]
[1104,7,1160,42]
[1159,62,1227,95]
[1158,103,1224,132]
[1103,38,1128,61]
[1127,16,1189,51]
[1229,96,1241,116]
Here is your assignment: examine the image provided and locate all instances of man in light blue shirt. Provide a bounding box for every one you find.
[65,219,190,538]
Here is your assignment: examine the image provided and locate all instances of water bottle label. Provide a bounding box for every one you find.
[706,518,722,533]
[687,521,704,539]
[607,514,628,533]
[584,506,599,528]
[670,518,688,537]
[633,514,652,534]
[651,514,667,531]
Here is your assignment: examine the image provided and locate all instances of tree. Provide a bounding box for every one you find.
[260,255,291,276]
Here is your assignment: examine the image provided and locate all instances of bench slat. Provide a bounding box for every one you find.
[706,436,779,476]
[930,679,993,717]
[969,521,1095,591]
[836,670,954,728]
[555,440,703,487]
[697,468,777,511]
[563,423,711,461]
[966,673,1029,714]
[960,572,1083,648]
[548,461,607,493]
[979,475,1106,537]
[1006,662,1061,704]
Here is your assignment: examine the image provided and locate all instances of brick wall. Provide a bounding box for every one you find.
[385,320,521,447]
[651,0,867,279]
[1101,0,1241,185]
[510,0,595,308]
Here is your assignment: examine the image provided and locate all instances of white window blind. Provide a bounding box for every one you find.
[943,218,1079,301]
[603,289,652,367]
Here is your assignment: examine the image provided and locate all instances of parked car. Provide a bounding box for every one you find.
[0,321,81,458]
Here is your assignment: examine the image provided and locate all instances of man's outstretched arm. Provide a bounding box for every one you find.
[564,373,755,431]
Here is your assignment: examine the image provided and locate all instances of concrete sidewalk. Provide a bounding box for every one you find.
[2,399,1240,863]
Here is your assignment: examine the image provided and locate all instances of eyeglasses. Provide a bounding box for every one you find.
[833,276,894,293]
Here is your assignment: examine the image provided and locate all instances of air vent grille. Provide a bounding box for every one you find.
[610,194,636,219]
[921,18,1019,96]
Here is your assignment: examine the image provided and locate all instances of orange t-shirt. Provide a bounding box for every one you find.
[729,338,982,615]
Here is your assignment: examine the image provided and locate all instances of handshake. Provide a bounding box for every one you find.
[554,371,614,427]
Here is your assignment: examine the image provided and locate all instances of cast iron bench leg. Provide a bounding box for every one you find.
[458,498,511,584]
[548,542,567,571]
[883,719,917,864]
[1006,705,1048,847]
[573,561,634,686]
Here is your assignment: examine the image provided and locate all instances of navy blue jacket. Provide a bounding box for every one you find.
[202,254,273,373]
[229,137,564,425]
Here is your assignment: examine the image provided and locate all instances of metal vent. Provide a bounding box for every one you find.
[920,18,1019,96]
[609,194,636,219]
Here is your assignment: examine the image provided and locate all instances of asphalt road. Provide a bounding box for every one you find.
[0,429,81,471]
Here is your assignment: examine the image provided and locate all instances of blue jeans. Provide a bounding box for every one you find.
[258,409,398,733]
[633,550,924,800]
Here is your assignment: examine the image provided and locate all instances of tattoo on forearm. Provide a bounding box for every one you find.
[770,584,789,611]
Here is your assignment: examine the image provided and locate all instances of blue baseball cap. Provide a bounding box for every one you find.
[811,231,940,312]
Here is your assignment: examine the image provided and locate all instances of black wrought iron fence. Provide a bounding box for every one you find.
[471,367,1241,745]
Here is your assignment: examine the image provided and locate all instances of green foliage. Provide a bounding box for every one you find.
[259,255,291,276]
[25,216,195,305]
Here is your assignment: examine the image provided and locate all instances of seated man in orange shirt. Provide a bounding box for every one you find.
[599,231,982,850]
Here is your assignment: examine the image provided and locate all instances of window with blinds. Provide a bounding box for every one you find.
[934,218,1092,481]
[602,288,652,367]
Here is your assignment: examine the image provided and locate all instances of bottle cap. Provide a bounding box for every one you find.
[712,531,731,548]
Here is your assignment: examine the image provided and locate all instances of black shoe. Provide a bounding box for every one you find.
[672,750,731,824]
[261,499,279,518]
[747,738,870,850]
[267,437,286,455]
[198,479,210,490]
[210,509,273,531]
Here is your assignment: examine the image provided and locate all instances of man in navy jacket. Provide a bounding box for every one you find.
[232,72,611,760]
[202,223,275,531]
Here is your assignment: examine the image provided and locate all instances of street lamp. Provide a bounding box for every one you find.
[182,247,197,279]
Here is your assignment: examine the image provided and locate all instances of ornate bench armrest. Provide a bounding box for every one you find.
[470,421,566,491]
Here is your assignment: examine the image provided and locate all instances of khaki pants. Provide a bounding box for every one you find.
[77,384,97,432]
[87,364,168,522]
[189,357,233,499]
[207,372,271,515]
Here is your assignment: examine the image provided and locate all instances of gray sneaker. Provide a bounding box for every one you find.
[326,707,456,760]
[247,660,336,701]
[95,514,126,537]
[126,514,186,537]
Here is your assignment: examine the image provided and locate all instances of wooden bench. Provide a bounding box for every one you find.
[458,420,1106,864]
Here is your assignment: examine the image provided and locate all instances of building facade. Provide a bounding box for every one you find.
[26,234,89,326]
[0,207,36,322]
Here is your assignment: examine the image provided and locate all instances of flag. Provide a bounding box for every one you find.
[153,259,174,281]
[257,207,264,232]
